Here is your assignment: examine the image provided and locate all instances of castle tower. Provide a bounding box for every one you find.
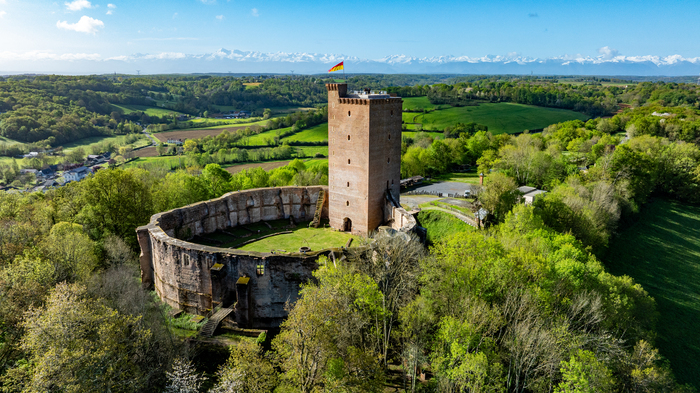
[326,83,403,234]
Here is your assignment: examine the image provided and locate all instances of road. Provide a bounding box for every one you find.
[142,130,158,146]
[405,181,471,195]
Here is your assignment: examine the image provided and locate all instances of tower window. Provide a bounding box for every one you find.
[348,159,351,165]
[390,110,394,116]
[347,135,350,141]
[387,180,389,189]
[387,157,390,163]
[392,179,394,185]
[256,264,265,275]
[388,134,391,140]
[348,111,351,117]
[347,182,350,187]
[346,201,349,206]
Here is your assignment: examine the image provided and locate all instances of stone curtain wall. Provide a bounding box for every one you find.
[136,186,331,328]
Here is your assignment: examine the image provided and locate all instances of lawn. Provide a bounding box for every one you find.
[282,123,329,143]
[192,219,356,253]
[416,210,473,244]
[603,199,700,389]
[411,102,589,134]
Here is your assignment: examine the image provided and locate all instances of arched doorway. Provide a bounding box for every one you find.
[342,217,352,232]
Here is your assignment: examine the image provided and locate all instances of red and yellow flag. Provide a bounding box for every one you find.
[328,61,344,73]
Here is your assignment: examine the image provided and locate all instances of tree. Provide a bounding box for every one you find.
[165,358,206,393]
[79,168,154,246]
[21,282,153,393]
[555,350,615,393]
[210,340,278,393]
[347,231,426,367]
[272,260,385,393]
[478,172,518,223]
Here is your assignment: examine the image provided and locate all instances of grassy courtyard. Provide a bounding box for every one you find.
[192,219,357,253]
[603,199,700,388]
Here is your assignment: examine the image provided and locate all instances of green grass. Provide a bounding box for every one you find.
[282,123,329,143]
[411,102,589,134]
[239,226,356,253]
[402,96,449,111]
[193,219,356,253]
[401,131,444,140]
[416,210,473,244]
[0,136,25,146]
[296,146,327,157]
[60,134,149,153]
[432,171,480,184]
[603,199,700,388]
[111,104,184,117]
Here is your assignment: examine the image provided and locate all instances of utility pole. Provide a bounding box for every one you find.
[136,70,140,76]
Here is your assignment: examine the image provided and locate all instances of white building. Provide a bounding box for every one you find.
[64,166,91,182]
[518,186,547,205]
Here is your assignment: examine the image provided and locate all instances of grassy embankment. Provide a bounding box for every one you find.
[111,104,184,117]
[416,210,473,244]
[603,199,700,389]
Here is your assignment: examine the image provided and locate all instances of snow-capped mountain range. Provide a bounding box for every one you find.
[4,48,700,76]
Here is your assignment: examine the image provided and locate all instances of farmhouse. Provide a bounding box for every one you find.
[167,138,185,145]
[64,166,90,182]
[137,83,421,330]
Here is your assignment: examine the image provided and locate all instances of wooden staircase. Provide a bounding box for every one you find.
[311,189,326,228]
[199,307,234,337]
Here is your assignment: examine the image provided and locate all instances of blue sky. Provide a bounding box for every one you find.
[0,0,699,73]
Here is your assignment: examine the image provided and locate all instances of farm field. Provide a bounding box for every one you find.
[603,199,700,389]
[133,146,159,158]
[152,127,247,143]
[61,134,150,153]
[281,123,328,143]
[402,96,450,111]
[111,104,184,117]
[223,160,292,174]
[401,131,443,140]
[413,102,589,134]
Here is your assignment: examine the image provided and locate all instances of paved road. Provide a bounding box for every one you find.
[405,181,471,195]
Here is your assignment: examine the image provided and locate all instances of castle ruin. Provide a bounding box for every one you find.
[136,84,417,330]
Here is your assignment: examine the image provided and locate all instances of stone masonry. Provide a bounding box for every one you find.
[326,83,403,234]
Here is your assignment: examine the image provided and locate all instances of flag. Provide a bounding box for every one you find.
[328,61,344,73]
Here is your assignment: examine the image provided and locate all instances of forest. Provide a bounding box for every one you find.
[1,74,700,392]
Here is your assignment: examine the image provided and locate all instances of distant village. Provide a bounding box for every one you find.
[1,151,112,194]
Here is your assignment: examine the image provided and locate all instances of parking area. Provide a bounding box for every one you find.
[403,181,471,196]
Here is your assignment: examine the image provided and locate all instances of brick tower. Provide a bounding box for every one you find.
[326,83,403,234]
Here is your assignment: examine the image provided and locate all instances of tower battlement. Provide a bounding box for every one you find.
[326,83,403,234]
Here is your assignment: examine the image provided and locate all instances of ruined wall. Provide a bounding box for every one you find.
[137,186,331,329]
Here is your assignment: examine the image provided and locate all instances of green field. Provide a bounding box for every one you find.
[401,131,444,140]
[111,104,184,117]
[603,199,700,388]
[282,123,328,143]
[402,96,450,111]
[413,102,589,134]
[60,134,150,153]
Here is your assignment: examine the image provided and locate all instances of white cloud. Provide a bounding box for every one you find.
[0,0,6,4]
[251,8,259,17]
[65,0,93,11]
[0,11,6,18]
[200,0,216,4]
[598,46,620,60]
[56,15,104,34]
[216,14,224,20]
[108,3,116,8]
